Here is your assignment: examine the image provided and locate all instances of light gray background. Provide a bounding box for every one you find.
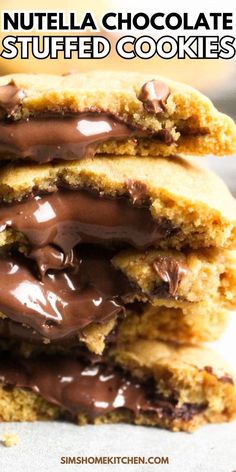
[1,421,236,472]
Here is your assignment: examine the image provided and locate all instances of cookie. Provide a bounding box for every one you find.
[0,340,235,432]
[0,240,234,353]
[118,301,229,345]
[0,72,235,161]
[0,298,228,353]
[0,155,235,250]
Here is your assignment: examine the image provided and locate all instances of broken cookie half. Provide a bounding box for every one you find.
[0,69,236,435]
[0,72,235,161]
[0,340,235,432]
[0,155,236,250]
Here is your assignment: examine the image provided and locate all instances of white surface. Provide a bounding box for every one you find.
[1,421,236,472]
[0,158,236,471]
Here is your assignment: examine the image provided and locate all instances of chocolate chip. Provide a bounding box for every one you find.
[125,179,148,205]
[61,71,77,76]
[138,79,170,114]
[204,366,213,374]
[155,128,174,145]
[0,80,25,118]
[204,366,234,385]
[218,375,234,385]
[153,256,187,297]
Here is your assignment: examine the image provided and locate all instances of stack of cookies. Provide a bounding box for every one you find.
[0,72,236,432]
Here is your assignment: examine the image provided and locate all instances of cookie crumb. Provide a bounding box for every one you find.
[2,433,20,447]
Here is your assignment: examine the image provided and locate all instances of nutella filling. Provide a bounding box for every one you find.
[0,112,173,162]
[0,113,135,162]
[0,188,180,344]
[0,188,177,255]
[0,247,132,341]
[0,317,52,345]
[0,353,207,421]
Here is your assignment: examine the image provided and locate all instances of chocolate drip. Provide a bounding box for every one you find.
[29,246,76,278]
[0,81,25,118]
[0,189,179,343]
[138,80,170,114]
[0,353,207,421]
[0,247,132,341]
[0,189,177,259]
[153,256,187,297]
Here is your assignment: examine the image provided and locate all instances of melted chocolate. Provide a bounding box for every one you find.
[153,256,187,297]
[0,353,207,421]
[0,316,113,349]
[0,189,179,344]
[0,106,175,162]
[138,80,170,114]
[0,317,50,345]
[0,81,25,118]
[0,189,177,259]
[0,113,136,162]
[0,247,132,341]
[29,246,76,278]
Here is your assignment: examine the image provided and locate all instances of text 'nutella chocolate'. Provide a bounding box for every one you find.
[0,248,132,341]
[0,189,176,257]
[0,353,207,421]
